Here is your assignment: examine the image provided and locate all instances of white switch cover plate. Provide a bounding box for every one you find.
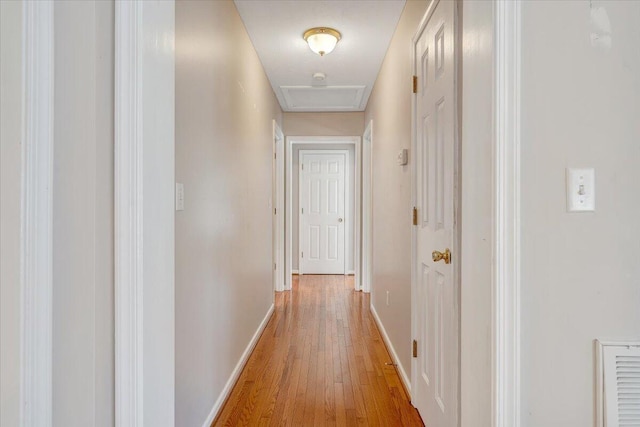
[397,149,408,166]
[566,168,595,212]
[175,183,184,211]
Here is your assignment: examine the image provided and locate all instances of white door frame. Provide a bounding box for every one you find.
[298,149,349,276]
[410,1,522,426]
[361,121,373,294]
[273,120,285,292]
[114,2,175,425]
[20,2,54,423]
[284,136,361,291]
[492,1,522,425]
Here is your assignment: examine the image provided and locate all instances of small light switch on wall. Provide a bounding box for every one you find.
[566,168,595,212]
[175,183,184,211]
[397,149,408,166]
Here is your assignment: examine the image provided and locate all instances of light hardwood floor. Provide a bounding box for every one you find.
[213,275,424,426]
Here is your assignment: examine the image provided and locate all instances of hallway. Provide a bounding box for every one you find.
[214,276,423,426]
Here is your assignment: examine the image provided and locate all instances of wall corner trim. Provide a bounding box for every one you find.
[370,303,412,398]
[202,304,276,427]
[492,1,522,426]
[21,2,54,424]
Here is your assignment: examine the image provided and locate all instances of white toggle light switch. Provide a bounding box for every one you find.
[566,168,595,212]
[175,183,184,211]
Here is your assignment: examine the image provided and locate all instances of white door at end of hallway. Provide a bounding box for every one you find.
[299,151,347,275]
[413,0,458,426]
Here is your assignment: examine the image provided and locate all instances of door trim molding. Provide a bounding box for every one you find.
[21,2,54,424]
[115,3,145,424]
[492,1,522,426]
[115,2,176,424]
[298,149,349,276]
[284,136,361,291]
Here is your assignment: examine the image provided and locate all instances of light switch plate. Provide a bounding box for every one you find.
[397,149,408,166]
[566,168,595,212]
[175,183,184,211]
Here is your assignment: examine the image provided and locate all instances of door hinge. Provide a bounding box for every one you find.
[301,163,304,170]
[274,152,276,159]
[412,75,418,94]
[274,208,277,215]
[301,207,304,214]
[274,263,277,271]
[412,207,418,226]
[412,340,418,358]
[301,252,304,259]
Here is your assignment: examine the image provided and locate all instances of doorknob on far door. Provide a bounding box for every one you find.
[432,248,451,264]
[338,218,343,223]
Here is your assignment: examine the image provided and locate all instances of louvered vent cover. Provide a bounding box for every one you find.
[602,344,640,427]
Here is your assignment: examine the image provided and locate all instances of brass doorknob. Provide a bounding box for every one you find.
[432,248,451,264]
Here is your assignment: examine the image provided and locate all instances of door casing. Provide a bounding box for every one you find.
[284,136,362,290]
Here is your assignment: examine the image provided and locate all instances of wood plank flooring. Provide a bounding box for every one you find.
[213,275,424,426]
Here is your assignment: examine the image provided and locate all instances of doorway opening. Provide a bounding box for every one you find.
[282,136,362,291]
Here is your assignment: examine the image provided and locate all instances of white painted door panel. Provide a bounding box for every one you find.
[300,151,347,274]
[414,1,458,426]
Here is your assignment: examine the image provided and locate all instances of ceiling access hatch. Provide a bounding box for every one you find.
[280,85,366,112]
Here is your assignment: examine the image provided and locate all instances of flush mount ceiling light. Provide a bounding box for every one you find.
[303,27,341,56]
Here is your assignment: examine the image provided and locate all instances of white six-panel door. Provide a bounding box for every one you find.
[299,151,347,275]
[413,0,458,426]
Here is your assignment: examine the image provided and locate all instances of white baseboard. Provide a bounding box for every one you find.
[292,270,355,275]
[370,303,411,397]
[201,303,275,427]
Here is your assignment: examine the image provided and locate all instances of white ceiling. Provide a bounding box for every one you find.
[234,0,406,112]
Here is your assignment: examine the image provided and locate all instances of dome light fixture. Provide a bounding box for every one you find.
[303,27,341,56]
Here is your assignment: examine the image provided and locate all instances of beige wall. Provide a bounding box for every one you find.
[175,1,283,425]
[283,112,364,136]
[0,2,23,425]
[363,0,429,381]
[520,1,640,425]
[52,2,115,425]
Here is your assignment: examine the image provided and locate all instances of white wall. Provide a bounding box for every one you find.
[175,1,283,425]
[363,0,429,384]
[52,2,115,426]
[292,143,356,272]
[0,2,23,425]
[520,2,640,425]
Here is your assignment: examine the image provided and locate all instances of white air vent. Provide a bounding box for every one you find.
[597,340,640,427]
[280,85,366,112]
